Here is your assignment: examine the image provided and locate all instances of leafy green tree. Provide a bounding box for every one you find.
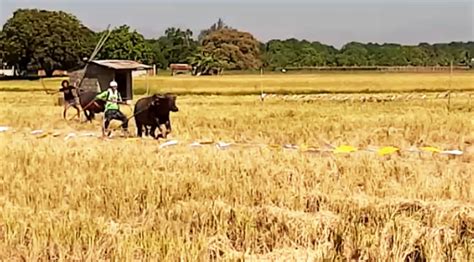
[264,39,337,69]
[188,50,224,75]
[311,41,338,66]
[431,42,474,66]
[4,8,474,72]
[96,25,153,64]
[1,9,95,76]
[201,28,262,70]
[365,43,408,66]
[263,40,290,69]
[336,42,369,66]
[148,27,197,68]
[417,43,438,66]
[145,39,167,68]
[263,40,474,68]
[402,46,428,66]
[0,30,4,63]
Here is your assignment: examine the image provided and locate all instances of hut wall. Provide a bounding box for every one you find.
[69,63,134,101]
[69,64,114,94]
[87,64,115,92]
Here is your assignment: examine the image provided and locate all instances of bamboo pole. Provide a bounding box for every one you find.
[146,72,150,95]
[447,60,453,112]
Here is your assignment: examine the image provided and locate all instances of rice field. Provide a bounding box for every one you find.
[0,73,473,260]
[1,72,474,95]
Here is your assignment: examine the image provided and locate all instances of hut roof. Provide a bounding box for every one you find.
[91,60,152,70]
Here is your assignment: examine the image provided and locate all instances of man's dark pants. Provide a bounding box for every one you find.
[103,109,128,132]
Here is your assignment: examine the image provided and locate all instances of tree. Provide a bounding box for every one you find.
[263,40,474,68]
[200,28,262,70]
[364,43,408,66]
[145,39,167,68]
[1,9,95,76]
[336,42,369,66]
[0,30,4,64]
[263,39,337,69]
[188,50,224,75]
[198,18,230,43]
[402,46,428,66]
[263,40,290,69]
[96,25,153,64]
[148,27,197,68]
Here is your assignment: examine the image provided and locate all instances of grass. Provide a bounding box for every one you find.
[0,73,473,260]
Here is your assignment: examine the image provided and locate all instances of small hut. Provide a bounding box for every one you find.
[70,60,152,101]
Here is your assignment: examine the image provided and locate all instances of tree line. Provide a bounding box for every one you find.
[0,9,473,76]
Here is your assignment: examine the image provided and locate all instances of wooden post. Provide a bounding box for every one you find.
[56,92,64,106]
[446,60,453,113]
[469,94,472,111]
[260,67,264,102]
[146,73,150,95]
[449,60,453,89]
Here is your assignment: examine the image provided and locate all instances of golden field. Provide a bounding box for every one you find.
[1,72,474,95]
[0,73,473,261]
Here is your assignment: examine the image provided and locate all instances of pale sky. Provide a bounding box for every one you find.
[1,0,473,48]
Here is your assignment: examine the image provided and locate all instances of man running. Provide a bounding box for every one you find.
[59,80,81,120]
[95,80,129,137]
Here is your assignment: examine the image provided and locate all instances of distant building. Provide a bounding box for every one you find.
[0,62,15,77]
[0,67,15,76]
[170,63,193,76]
[37,69,68,77]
